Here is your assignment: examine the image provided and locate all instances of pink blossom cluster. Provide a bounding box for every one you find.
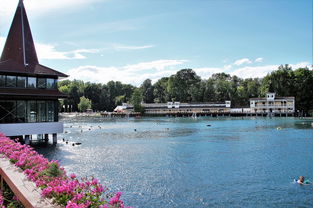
[0,134,131,208]
[0,191,4,208]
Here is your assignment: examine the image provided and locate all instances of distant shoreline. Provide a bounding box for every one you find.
[59,112,312,119]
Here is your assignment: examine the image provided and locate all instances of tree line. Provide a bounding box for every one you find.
[58,64,313,115]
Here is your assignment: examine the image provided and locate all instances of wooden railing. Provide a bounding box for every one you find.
[0,157,60,208]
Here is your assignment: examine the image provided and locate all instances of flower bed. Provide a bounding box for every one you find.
[0,191,4,208]
[0,134,130,208]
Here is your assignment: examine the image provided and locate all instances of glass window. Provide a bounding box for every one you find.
[27,101,37,122]
[0,101,6,123]
[0,100,16,123]
[37,78,46,89]
[47,101,55,122]
[37,101,47,122]
[0,75,5,87]
[46,78,57,89]
[17,76,26,88]
[6,76,16,87]
[16,101,26,122]
[27,77,36,88]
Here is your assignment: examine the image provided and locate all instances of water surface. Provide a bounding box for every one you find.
[37,117,313,208]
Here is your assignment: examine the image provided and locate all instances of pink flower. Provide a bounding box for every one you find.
[91,178,98,185]
[0,191,4,206]
[70,173,77,179]
[0,134,129,208]
[73,193,83,201]
[66,201,85,208]
[110,192,124,207]
[42,187,53,197]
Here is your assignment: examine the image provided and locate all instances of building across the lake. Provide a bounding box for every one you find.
[143,101,231,115]
[249,92,295,114]
[113,93,296,117]
[114,101,232,116]
[0,0,68,144]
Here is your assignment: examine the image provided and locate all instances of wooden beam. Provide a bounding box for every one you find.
[0,157,60,208]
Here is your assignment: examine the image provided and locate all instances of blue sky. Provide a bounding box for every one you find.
[0,0,312,85]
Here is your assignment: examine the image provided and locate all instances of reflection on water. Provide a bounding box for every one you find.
[36,117,313,208]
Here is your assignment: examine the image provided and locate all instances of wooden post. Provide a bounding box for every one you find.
[53,133,57,145]
[25,135,30,145]
[45,134,49,144]
[1,175,3,191]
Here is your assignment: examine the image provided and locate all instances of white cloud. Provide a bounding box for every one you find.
[0,0,104,17]
[111,44,155,51]
[230,62,311,78]
[290,62,311,70]
[1,36,155,60]
[35,43,99,60]
[234,58,252,66]
[193,62,311,80]
[35,44,70,60]
[255,57,264,63]
[0,37,5,51]
[67,59,188,86]
[193,65,232,79]
[123,59,188,72]
[0,36,99,60]
[224,64,232,70]
[66,60,311,86]
[230,65,278,78]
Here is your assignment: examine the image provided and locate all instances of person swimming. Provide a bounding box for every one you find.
[297,176,311,185]
[297,176,305,184]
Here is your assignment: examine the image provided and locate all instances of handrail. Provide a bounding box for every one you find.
[0,157,60,208]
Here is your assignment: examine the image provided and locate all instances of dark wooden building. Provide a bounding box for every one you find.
[0,0,68,144]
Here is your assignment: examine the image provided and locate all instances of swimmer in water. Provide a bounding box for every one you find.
[297,176,305,184]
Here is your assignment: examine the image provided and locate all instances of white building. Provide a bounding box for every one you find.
[249,93,295,114]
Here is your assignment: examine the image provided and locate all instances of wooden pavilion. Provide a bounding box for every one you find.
[0,0,68,144]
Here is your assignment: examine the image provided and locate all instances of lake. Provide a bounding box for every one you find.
[37,116,313,208]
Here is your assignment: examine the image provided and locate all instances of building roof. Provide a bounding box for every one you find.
[249,97,295,101]
[0,0,68,78]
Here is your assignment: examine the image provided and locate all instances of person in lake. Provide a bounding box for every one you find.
[297,176,311,185]
[297,176,305,184]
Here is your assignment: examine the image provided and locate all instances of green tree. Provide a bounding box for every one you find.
[115,95,126,106]
[58,79,84,112]
[167,69,201,102]
[58,65,312,115]
[190,80,205,102]
[293,67,313,114]
[122,84,135,102]
[261,64,294,96]
[131,89,144,113]
[78,96,92,112]
[203,79,216,102]
[153,77,169,103]
[210,73,232,102]
[141,79,154,103]
[84,82,102,111]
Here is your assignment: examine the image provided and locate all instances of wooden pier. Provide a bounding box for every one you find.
[144,112,295,117]
[101,111,295,118]
[100,112,141,118]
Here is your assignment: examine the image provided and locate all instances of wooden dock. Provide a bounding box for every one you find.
[100,112,141,118]
[101,111,295,118]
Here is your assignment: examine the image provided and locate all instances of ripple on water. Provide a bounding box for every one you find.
[36,117,313,208]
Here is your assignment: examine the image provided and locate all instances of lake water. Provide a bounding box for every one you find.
[37,116,313,208]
